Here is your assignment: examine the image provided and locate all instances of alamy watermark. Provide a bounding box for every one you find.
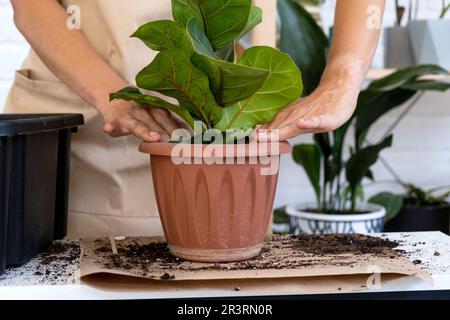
[366,4,383,30]
[169,122,282,176]
[366,265,382,289]
[66,5,81,30]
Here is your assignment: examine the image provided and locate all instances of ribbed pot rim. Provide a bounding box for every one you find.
[139,142,291,157]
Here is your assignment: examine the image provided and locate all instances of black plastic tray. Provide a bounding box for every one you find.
[0,114,84,274]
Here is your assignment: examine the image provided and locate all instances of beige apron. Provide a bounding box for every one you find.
[3,0,174,238]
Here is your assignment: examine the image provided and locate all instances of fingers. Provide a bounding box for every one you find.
[128,119,161,142]
[101,101,182,142]
[256,115,338,142]
[150,109,178,135]
[257,124,304,142]
[132,109,171,142]
[296,117,322,131]
[296,115,339,133]
[103,119,161,142]
[102,122,130,137]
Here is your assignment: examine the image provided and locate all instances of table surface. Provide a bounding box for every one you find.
[1,232,450,300]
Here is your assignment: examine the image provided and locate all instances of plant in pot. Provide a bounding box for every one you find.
[408,0,450,69]
[110,0,303,262]
[286,65,450,235]
[370,185,450,235]
[277,0,450,234]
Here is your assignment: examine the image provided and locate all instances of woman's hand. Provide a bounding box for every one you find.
[257,61,364,142]
[99,100,180,142]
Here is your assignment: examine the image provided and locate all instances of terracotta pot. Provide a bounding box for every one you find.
[139,142,291,262]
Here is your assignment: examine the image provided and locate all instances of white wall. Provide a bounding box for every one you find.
[0,0,449,208]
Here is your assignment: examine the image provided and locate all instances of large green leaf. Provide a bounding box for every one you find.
[171,0,203,29]
[355,89,416,148]
[187,18,269,107]
[131,20,192,54]
[369,65,449,91]
[215,46,303,130]
[172,0,252,50]
[278,0,328,96]
[215,42,236,62]
[136,49,222,127]
[331,119,352,170]
[369,192,404,221]
[314,133,338,184]
[186,18,216,57]
[110,87,195,128]
[355,65,450,149]
[240,5,263,36]
[293,144,322,206]
[346,135,393,191]
[400,80,450,92]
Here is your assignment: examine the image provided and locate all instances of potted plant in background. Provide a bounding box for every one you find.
[408,0,450,69]
[277,0,450,234]
[370,185,450,234]
[110,0,302,262]
[385,0,416,68]
[287,66,450,234]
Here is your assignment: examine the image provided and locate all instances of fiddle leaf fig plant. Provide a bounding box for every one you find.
[110,0,303,136]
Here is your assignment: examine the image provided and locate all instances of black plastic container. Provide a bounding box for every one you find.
[385,203,450,235]
[0,114,83,273]
[0,136,11,275]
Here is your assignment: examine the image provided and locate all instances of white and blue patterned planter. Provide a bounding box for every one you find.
[286,203,386,235]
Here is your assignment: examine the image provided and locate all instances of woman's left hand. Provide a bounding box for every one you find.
[256,64,364,142]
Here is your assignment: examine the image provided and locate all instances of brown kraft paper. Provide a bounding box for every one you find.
[79,235,432,295]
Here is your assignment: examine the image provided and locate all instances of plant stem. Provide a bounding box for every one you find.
[428,185,450,193]
[382,92,424,139]
[351,187,357,212]
[334,173,341,211]
[362,92,423,186]
[441,1,450,18]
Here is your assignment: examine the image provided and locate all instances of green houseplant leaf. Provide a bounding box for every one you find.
[400,80,450,92]
[369,192,404,221]
[355,65,450,149]
[136,49,222,128]
[172,0,252,50]
[278,0,328,96]
[186,18,216,57]
[187,18,270,107]
[240,5,263,36]
[346,135,393,202]
[109,87,195,128]
[293,144,322,207]
[369,64,449,91]
[355,88,416,148]
[215,46,303,130]
[131,20,193,54]
[112,0,302,136]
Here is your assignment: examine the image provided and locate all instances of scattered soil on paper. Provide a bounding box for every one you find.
[90,234,402,280]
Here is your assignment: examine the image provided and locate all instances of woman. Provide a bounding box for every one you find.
[6,0,385,238]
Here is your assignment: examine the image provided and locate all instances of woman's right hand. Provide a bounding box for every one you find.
[99,100,179,142]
